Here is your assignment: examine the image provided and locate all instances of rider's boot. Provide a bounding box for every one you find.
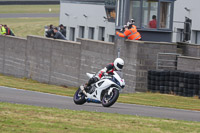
[84,77,98,91]
[83,83,91,92]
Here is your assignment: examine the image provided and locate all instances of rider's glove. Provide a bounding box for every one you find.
[102,72,108,77]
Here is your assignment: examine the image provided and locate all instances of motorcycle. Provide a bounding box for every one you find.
[73,71,125,107]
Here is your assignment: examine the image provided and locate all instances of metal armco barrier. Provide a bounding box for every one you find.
[156,53,181,70]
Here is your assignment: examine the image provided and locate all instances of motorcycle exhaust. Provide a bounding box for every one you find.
[86,98,101,103]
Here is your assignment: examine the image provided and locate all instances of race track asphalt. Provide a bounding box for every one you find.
[0,86,200,122]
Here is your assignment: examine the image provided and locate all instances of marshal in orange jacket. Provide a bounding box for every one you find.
[116,25,141,40]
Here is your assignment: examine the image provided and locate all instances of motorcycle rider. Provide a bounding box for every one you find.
[84,58,124,90]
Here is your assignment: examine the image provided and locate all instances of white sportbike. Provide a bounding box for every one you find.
[73,71,125,107]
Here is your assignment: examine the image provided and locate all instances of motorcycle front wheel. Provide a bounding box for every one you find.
[102,88,119,107]
[73,87,86,105]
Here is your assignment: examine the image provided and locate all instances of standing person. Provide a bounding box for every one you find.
[4,25,15,36]
[45,24,54,38]
[149,15,157,28]
[53,27,67,40]
[0,24,6,35]
[59,24,66,37]
[116,19,141,40]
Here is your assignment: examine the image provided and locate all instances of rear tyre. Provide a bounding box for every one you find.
[73,88,86,105]
[102,89,119,107]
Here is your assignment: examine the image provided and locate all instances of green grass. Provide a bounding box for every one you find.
[0,74,200,111]
[0,102,200,133]
[0,74,77,97]
[0,17,59,38]
[118,93,200,111]
[0,5,60,38]
[0,5,60,14]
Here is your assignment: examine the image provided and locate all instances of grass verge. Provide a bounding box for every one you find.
[0,102,200,133]
[0,17,59,38]
[0,74,200,111]
[0,5,60,14]
[118,93,200,111]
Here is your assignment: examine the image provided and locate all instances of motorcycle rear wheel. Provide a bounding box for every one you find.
[73,88,86,105]
[102,89,119,107]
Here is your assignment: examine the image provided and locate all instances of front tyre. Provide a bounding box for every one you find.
[102,89,119,107]
[73,88,86,105]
